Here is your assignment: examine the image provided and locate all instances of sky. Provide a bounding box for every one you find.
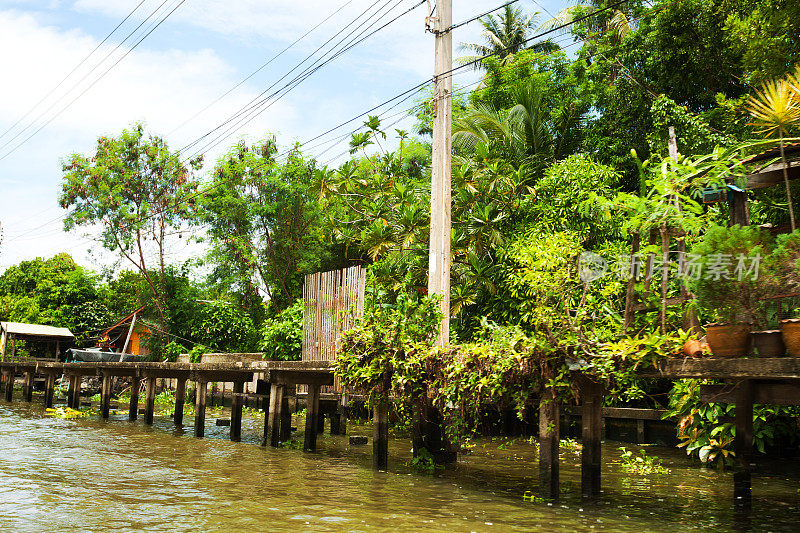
[0,0,571,273]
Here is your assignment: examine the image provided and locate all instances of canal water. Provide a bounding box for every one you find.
[0,400,798,532]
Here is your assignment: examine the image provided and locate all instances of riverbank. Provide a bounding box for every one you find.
[1,400,798,532]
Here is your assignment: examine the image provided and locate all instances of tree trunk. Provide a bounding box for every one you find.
[780,131,796,231]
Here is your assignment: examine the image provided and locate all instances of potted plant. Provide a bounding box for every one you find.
[767,230,800,356]
[690,225,776,357]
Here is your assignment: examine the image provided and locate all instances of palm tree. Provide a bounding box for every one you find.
[746,72,800,231]
[452,79,584,179]
[459,5,538,70]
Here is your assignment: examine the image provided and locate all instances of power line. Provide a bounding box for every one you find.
[178,0,400,154]
[448,0,521,32]
[182,0,424,160]
[167,0,358,137]
[0,0,149,144]
[0,0,189,162]
[50,0,629,254]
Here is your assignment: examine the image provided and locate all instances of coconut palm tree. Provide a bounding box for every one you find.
[746,72,800,231]
[452,79,584,181]
[459,5,539,70]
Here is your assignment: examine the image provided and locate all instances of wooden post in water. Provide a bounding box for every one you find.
[44,373,55,408]
[230,381,244,442]
[23,372,34,402]
[3,371,12,401]
[129,377,140,420]
[264,383,284,447]
[144,377,156,425]
[580,379,603,499]
[194,380,207,438]
[68,375,80,409]
[304,384,321,452]
[100,374,112,419]
[734,379,753,520]
[174,378,186,426]
[538,398,560,500]
[280,385,294,443]
[372,390,389,470]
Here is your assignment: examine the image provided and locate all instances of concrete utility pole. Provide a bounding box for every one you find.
[427,0,452,346]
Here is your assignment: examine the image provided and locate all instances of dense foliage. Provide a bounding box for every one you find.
[0,0,798,464]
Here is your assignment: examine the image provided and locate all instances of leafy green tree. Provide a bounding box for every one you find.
[189,300,257,354]
[261,299,303,360]
[195,139,328,311]
[59,123,202,321]
[0,254,111,346]
[458,4,549,69]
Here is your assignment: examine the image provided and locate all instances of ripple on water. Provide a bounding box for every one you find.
[0,403,799,532]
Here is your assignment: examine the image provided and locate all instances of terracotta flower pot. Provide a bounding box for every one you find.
[780,319,800,357]
[705,322,752,358]
[751,330,786,357]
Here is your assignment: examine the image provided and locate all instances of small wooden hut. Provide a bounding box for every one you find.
[0,322,75,361]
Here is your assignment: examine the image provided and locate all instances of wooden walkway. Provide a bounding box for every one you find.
[537,357,800,520]
[1,356,796,522]
[0,360,335,452]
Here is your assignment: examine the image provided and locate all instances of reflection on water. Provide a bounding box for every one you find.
[0,401,798,532]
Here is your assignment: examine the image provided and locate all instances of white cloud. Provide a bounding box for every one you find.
[0,8,300,269]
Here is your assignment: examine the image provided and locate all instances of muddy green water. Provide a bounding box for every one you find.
[0,400,798,532]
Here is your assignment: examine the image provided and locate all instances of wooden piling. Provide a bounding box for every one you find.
[580,379,603,499]
[3,371,13,402]
[280,385,294,443]
[23,372,34,402]
[265,383,284,447]
[734,379,753,517]
[304,384,321,452]
[538,399,560,500]
[144,377,156,425]
[174,378,186,426]
[372,395,389,470]
[100,374,112,419]
[230,381,244,442]
[129,377,140,420]
[68,375,80,409]
[316,410,325,434]
[194,380,207,438]
[44,373,55,408]
[329,412,342,435]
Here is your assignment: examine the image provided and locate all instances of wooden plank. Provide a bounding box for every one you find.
[538,399,560,500]
[701,381,800,405]
[269,370,334,386]
[638,357,800,379]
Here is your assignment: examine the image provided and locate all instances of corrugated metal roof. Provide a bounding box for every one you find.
[0,322,74,339]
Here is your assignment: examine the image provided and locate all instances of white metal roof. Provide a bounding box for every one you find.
[0,322,75,339]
